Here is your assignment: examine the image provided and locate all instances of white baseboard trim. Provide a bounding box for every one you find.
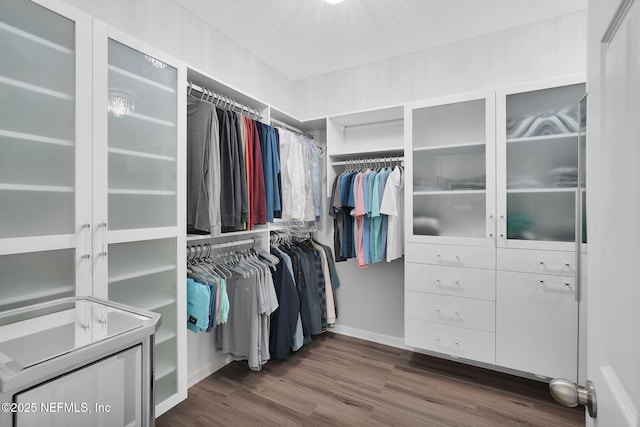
[187,354,232,388]
[329,324,406,350]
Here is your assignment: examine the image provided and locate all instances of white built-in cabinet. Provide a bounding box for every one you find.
[495,78,586,381]
[0,0,186,416]
[404,91,498,364]
[404,77,586,381]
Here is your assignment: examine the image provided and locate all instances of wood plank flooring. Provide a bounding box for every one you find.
[156,333,584,426]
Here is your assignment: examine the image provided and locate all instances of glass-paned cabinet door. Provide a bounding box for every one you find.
[407,92,495,245]
[107,39,178,230]
[0,0,91,310]
[498,81,585,248]
[107,238,178,407]
[94,26,185,415]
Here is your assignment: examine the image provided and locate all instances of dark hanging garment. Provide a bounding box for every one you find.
[186,100,212,234]
[273,128,282,219]
[248,119,267,225]
[269,249,300,359]
[218,110,242,232]
[232,112,249,226]
[217,109,237,230]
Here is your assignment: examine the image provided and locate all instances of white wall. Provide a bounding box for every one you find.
[294,11,587,120]
[63,0,295,114]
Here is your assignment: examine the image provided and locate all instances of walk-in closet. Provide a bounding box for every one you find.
[1,0,638,426]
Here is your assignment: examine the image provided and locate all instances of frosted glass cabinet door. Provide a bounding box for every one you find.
[0,0,92,309]
[0,0,76,238]
[408,93,495,244]
[107,39,178,231]
[107,238,178,407]
[502,83,585,244]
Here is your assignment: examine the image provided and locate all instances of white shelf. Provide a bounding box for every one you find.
[0,234,76,256]
[108,188,176,196]
[124,112,175,128]
[187,227,267,242]
[0,75,73,100]
[109,264,176,284]
[108,147,175,162]
[507,188,578,194]
[156,330,177,345]
[0,183,73,192]
[413,141,485,151]
[0,129,73,147]
[414,190,486,196]
[156,362,176,382]
[108,227,179,244]
[147,298,177,312]
[0,21,73,55]
[328,147,404,160]
[506,133,579,144]
[108,65,175,93]
[0,285,74,310]
[331,157,404,167]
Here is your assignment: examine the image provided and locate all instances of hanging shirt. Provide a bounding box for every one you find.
[269,246,300,359]
[186,278,211,333]
[186,100,214,234]
[363,169,377,266]
[354,171,367,267]
[247,118,267,225]
[217,109,237,229]
[371,168,392,263]
[380,166,405,262]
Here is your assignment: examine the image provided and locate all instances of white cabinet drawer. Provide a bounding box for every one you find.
[497,248,576,276]
[406,291,495,332]
[405,263,495,300]
[496,271,578,380]
[405,243,495,269]
[405,318,495,365]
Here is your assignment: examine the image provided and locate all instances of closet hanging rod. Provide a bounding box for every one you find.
[187,238,255,260]
[187,81,263,120]
[270,118,314,139]
[332,156,404,166]
[340,118,403,133]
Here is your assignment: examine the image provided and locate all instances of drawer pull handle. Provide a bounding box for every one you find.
[435,336,460,346]
[436,307,460,318]
[539,261,572,270]
[436,254,462,263]
[539,280,573,288]
[436,279,463,289]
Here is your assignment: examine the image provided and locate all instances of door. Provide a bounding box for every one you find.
[0,0,92,310]
[405,91,496,247]
[91,22,187,415]
[585,0,640,424]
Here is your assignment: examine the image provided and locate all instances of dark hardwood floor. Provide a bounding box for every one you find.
[157,332,583,426]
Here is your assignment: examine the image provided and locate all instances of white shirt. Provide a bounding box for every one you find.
[380,166,404,262]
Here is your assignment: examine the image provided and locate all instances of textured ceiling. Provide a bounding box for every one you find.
[174,0,587,81]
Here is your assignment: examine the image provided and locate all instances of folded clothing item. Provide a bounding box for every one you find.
[508,175,543,189]
[548,166,579,188]
[414,216,441,236]
[443,175,486,191]
[507,108,578,139]
[507,213,535,239]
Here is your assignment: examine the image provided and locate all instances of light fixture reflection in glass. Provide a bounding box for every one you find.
[323,0,345,3]
[107,91,135,118]
[144,54,166,69]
